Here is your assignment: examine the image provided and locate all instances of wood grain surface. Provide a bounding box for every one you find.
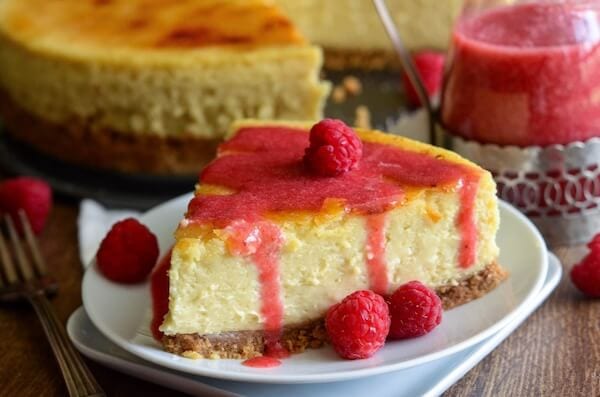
[0,199,598,396]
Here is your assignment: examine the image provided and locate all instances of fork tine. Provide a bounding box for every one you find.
[19,210,47,277]
[4,214,34,281]
[0,220,19,284]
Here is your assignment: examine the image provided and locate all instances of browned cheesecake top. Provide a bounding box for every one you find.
[0,0,305,50]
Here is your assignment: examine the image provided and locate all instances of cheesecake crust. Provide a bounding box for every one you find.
[163,320,328,360]
[0,89,218,174]
[437,261,508,310]
[162,261,507,359]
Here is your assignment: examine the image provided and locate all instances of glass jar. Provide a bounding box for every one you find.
[441,0,600,147]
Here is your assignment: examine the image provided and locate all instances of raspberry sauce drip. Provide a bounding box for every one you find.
[242,356,282,368]
[457,175,478,268]
[225,220,289,358]
[150,249,172,341]
[188,127,479,226]
[365,213,389,294]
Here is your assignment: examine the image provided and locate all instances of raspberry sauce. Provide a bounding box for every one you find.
[187,127,478,226]
[365,213,389,294]
[225,220,289,359]
[457,175,479,268]
[150,249,172,341]
[242,356,282,368]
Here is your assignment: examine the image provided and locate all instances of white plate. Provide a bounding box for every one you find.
[70,254,562,397]
[82,194,548,384]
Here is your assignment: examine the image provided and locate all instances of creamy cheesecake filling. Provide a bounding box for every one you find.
[155,123,500,350]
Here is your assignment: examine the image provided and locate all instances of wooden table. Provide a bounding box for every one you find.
[0,199,599,396]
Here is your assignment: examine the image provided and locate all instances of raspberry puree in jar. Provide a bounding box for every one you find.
[441,1,600,146]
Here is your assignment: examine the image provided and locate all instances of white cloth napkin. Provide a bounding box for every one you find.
[77,199,140,267]
[75,110,428,266]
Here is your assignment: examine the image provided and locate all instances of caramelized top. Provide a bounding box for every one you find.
[0,0,305,50]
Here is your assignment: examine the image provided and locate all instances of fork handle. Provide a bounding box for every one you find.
[28,292,106,397]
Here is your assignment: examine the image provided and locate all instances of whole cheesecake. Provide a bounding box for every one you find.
[153,120,506,359]
[0,0,329,174]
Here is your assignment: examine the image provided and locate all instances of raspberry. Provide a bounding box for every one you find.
[570,233,600,297]
[587,233,600,252]
[388,281,442,339]
[304,119,363,177]
[402,51,446,107]
[96,218,159,284]
[325,290,390,359]
[0,177,52,235]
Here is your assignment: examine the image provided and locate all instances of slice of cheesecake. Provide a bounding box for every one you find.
[153,119,506,359]
[0,0,329,174]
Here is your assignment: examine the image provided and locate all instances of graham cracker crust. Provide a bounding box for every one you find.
[0,89,219,175]
[437,261,508,310]
[162,261,508,359]
[163,320,328,360]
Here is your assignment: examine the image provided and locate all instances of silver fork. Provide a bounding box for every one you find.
[0,210,105,397]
